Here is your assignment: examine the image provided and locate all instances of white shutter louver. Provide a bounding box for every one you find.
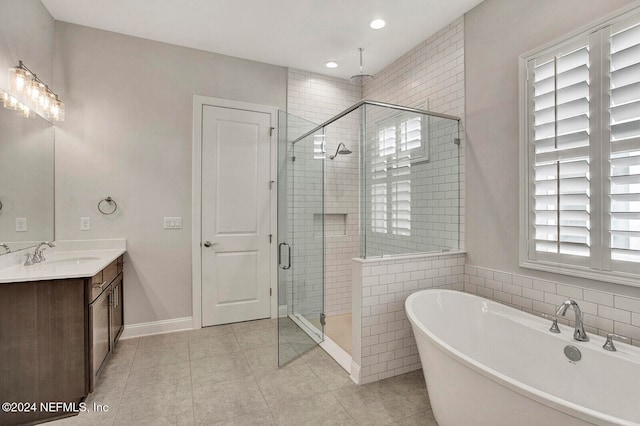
[371,117,419,236]
[400,117,422,152]
[610,21,640,264]
[391,161,411,236]
[531,44,591,257]
[314,135,325,159]
[371,183,388,234]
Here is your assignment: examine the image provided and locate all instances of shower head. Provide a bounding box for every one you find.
[329,143,352,160]
[350,48,374,84]
[350,74,374,84]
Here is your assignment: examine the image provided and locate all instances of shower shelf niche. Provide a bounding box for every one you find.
[314,213,347,237]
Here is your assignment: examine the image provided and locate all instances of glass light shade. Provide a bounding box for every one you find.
[49,98,65,121]
[40,90,54,110]
[57,99,65,121]
[17,104,34,118]
[30,81,45,102]
[2,92,19,110]
[8,67,32,94]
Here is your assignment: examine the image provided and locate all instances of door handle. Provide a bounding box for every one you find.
[278,242,291,270]
[203,241,218,248]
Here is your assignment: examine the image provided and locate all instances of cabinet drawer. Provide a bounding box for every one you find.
[103,259,118,286]
[90,271,103,301]
[90,259,118,301]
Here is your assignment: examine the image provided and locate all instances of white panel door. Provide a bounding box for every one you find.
[201,105,272,326]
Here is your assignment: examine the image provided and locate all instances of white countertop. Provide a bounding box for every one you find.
[0,239,126,283]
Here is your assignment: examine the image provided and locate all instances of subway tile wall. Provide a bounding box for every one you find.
[364,16,466,254]
[287,69,362,316]
[362,110,461,257]
[355,253,465,384]
[464,266,640,347]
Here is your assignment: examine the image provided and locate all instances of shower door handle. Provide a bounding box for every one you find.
[278,242,291,270]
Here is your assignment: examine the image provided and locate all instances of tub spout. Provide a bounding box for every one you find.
[555,300,589,342]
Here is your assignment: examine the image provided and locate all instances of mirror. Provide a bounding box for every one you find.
[0,106,54,255]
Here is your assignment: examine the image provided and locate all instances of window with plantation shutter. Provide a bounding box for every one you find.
[530,43,591,260]
[521,6,640,287]
[371,114,426,236]
[610,19,640,267]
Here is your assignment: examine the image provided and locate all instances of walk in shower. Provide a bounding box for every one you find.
[277,100,461,369]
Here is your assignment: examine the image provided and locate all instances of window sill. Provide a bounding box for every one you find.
[520,259,640,289]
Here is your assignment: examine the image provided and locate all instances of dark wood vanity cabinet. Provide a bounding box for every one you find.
[89,283,111,387]
[0,255,125,425]
[87,256,125,392]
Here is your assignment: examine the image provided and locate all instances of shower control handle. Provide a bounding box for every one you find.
[278,242,291,270]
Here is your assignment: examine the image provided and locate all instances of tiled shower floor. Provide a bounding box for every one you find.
[325,313,352,355]
[51,319,438,425]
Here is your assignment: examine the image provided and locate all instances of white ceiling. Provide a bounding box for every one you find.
[41,0,483,80]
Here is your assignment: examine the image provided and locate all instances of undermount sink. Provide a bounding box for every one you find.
[46,256,102,266]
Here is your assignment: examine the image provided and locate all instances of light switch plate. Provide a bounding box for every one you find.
[80,217,91,231]
[15,217,27,232]
[164,217,182,229]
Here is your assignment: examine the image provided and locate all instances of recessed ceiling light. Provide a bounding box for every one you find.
[370,19,386,30]
[325,61,339,69]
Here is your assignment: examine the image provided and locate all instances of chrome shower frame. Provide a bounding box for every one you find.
[290,100,460,145]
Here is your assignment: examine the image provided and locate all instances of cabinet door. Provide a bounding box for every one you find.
[111,273,124,347]
[89,284,110,392]
[0,279,86,424]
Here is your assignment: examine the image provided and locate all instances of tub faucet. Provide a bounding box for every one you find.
[556,299,589,342]
[32,241,55,263]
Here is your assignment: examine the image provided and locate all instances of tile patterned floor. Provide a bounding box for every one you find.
[51,319,438,425]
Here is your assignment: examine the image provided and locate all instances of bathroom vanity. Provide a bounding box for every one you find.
[0,243,126,425]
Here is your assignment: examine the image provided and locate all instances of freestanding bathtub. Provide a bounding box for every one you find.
[405,289,640,426]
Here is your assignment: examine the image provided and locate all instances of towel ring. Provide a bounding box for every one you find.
[98,196,118,215]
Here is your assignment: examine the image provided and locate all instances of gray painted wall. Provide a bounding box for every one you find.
[465,0,640,298]
[0,0,54,92]
[53,22,287,325]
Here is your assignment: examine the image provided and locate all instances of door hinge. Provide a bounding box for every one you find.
[270,288,272,296]
[269,234,273,243]
[270,127,275,136]
[270,180,275,190]
[320,313,326,326]
[292,156,296,162]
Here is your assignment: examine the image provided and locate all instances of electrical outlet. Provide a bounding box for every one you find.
[80,217,91,231]
[163,217,182,229]
[15,217,27,232]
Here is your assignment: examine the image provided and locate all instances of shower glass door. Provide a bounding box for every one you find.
[277,111,325,366]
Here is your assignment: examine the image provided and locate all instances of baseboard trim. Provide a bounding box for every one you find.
[350,360,361,384]
[120,316,193,339]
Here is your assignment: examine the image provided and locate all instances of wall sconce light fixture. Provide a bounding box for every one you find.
[2,60,64,121]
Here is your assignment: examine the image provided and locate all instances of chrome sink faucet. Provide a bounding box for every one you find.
[28,241,55,265]
[556,299,589,342]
